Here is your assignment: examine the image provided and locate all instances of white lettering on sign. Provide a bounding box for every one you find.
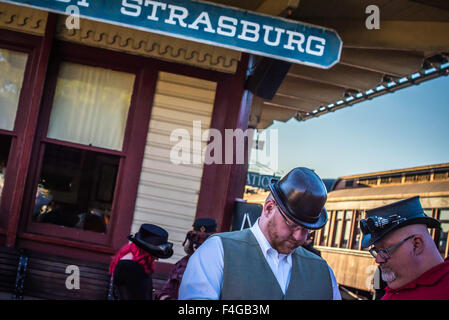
[121,0,142,17]
[188,11,215,33]
[217,16,237,37]
[306,36,326,56]
[145,0,167,22]
[238,20,260,42]
[119,0,327,57]
[166,4,189,27]
[262,26,285,47]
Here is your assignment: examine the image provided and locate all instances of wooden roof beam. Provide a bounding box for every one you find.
[303,19,449,54]
[340,48,424,77]
[276,77,345,103]
[258,104,298,129]
[270,94,328,111]
[255,0,300,16]
[288,63,384,92]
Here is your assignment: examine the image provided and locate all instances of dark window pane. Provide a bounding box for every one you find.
[0,134,12,205]
[332,211,344,247]
[341,210,352,248]
[351,211,362,250]
[33,143,119,233]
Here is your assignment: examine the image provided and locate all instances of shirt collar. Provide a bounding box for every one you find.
[250,218,292,262]
[385,260,449,293]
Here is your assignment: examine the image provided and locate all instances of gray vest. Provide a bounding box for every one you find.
[216,229,333,300]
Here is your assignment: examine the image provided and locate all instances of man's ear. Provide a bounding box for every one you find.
[263,200,275,218]
[412,235,425,256]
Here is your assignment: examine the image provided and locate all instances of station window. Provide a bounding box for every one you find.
[31,61,135,234]
[0,48,28,131]
[32,144,119,233]
[0,48,28,209]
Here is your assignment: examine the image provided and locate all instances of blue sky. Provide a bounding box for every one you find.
[250,74,449,179]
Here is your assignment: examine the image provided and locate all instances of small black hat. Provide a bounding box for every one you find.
[360,196,440,249]
[268,167,328,230]
[193,218,217,233]
[128,224,174,259]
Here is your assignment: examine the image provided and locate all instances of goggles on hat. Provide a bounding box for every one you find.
[360,214,406,235]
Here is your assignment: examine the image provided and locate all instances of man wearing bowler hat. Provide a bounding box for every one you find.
[360,196,449,300]
[179,167,341,300]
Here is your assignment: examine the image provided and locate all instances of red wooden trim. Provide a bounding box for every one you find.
[0,129,16,136]
[26,221,109,245]
[109,66,159,250]
[0,31,43,228]
[18,232,115,254]
[195,54,251,232]
[0,28,41,50]
[16,236,115,264]
[6,13,57,246]
[41,138,126,157]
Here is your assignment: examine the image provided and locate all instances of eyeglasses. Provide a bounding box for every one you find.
[369,234,416,260]
[274,202,310,234]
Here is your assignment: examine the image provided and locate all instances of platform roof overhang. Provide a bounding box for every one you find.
[208,0,449,129]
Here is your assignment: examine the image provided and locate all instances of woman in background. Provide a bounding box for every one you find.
[109,224,173,300]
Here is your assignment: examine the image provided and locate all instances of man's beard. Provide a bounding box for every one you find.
[267,218,303,254]
[380,267,397,283]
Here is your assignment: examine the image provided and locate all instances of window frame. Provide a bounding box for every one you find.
[0,29,42,232]
[19,40,159,247]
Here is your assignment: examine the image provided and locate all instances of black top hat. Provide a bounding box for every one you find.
[360,196,440,249]
[193,218,217,233]
[128,224,174,259]
[268,167,328,230]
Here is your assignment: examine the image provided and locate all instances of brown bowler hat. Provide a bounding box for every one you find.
[268,167,328,230]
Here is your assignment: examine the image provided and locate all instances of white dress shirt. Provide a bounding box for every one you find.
[179,219,341,300]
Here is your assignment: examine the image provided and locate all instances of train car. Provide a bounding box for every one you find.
[315,163,449,298]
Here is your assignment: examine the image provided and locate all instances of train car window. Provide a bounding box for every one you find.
[332,210,344,247]
[351,211,363,250]
[320,210,332,246]
[341,210,352,248]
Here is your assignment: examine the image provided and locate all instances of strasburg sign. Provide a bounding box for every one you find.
[2,0,342,68]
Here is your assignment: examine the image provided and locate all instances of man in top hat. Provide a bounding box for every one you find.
[360,196,449,300]
[179,167,341,300]
[154,218,217,300]
[109,224,173,300]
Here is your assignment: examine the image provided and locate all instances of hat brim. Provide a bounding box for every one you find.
[268,179,328,230]
[361,216,441,249]
[128,234,174,259]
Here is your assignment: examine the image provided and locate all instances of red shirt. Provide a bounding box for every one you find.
[382,260,449,300]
